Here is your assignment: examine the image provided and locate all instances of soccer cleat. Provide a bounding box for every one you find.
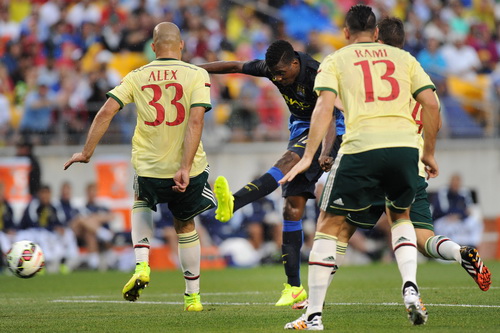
[122,262,150,302]
[292,299,309,310]
[403,286,428,325]
[214,176,234,222]
[460,246,491,291]
[276,283,308,306]
[184,293,203,311]
[284,313,324,330]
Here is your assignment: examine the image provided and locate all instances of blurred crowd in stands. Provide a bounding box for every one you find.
[1,0,500,147]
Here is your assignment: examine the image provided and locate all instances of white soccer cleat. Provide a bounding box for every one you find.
[403,286,428,325]
[284,313,324,330]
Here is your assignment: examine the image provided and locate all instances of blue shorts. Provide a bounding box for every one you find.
[282,131,341,199]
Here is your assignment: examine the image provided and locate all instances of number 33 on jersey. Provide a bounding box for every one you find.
[106,58,212,178]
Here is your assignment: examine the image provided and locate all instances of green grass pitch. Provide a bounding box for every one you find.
[1,261,499,332]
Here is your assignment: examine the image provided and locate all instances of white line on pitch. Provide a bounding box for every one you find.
[51,300,500,308]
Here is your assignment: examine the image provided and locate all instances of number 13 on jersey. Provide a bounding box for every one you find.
[354,60,400,103]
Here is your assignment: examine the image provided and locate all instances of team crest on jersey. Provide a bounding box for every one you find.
[296,84,306,98]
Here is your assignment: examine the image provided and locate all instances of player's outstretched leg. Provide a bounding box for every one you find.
[284,313,323,330]
[184,292,203,311]
[214,176,234,222]
[122,262,150,301]
[402,283,428,325]
[276,283,307,306]
[460,246,492,291]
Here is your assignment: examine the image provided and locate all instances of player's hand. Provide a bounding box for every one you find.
[421,154,439,179]
[319,155,334,172]
[279,158,312,184]
[173,169,190,193]
[64,152,90,170]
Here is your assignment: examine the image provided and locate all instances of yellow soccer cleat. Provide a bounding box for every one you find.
[184,293,203,312]
[122,262,150,302]
[214,176,234,222]
[275,283,308,306]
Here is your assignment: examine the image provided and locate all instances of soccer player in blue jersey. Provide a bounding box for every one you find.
[200,40,344,306]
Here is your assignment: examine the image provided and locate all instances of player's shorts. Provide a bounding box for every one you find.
[320,147,419,216]
[346,176,433,230]
[134,166,216,222]
[282,131,342,199]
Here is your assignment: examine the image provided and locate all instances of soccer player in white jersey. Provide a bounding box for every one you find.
[64,22,216,311]
[281,5,440,330]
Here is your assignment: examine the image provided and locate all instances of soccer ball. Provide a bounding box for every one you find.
[6,240,45,278]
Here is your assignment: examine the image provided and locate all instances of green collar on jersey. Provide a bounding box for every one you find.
[155,58,178,61]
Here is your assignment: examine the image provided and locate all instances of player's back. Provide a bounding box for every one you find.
[317,43,434,154]
[112,59,211,178]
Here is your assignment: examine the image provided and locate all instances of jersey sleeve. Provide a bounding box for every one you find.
[190,68,212,112]
[106,73,134,108]
[409,55,435,99]
[314,54,338,96]
[242,59,269,77]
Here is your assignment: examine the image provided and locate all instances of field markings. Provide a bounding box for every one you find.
[52,299,500,308]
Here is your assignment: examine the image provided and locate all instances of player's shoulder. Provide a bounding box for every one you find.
[297,51,320,69]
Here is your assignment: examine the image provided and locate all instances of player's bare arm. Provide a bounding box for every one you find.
[172,106,206,193]
[415,88,440,179]
[319,118,337,172]
[63,98,121,170]
[280,90,337,184]
[198,61,245,74]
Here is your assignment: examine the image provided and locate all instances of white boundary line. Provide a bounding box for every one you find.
[51,299,500,308]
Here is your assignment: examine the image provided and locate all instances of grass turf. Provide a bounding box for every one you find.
[0,261,499,332]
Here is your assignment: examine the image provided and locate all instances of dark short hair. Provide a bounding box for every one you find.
[265,40,295,68]
[345,4,376,34]
[377,17,405,48]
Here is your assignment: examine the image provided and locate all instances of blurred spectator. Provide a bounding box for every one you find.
[53,181,81,273]
[226,81,260,142]
[0,5,21,41]
[18,78,58,145]
[153,203,178,265]
[441,32,481,81]
[423,11,449,46]
[417,36,447,87]
[466,23,498,74]
[241,195,282,262]
[101,18,124,53]
[1,41,22,81]
[17,184,62,273]
[431,173,484,248]
[15,138,41,197]
[255,82,286,141]
[0,182,16,266]
[65,0,101,29]
[71,183,115,270]
[443,0,470,36]
[0,89,11,146]
[37,56,59,90]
